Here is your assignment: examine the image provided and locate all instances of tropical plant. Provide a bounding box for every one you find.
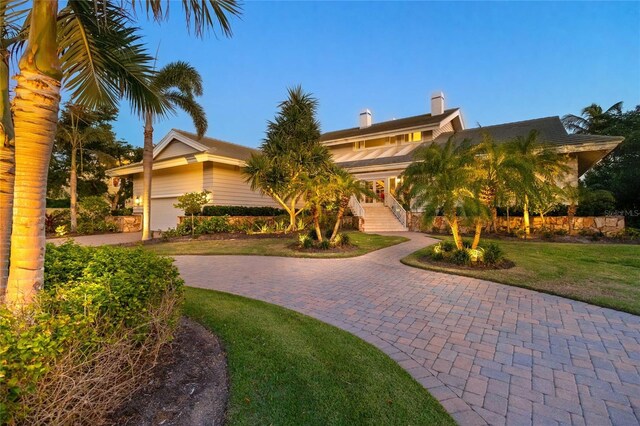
[0,0,240,305]
[504,130,569,238]
[141,61,208,241]
[561,184,580,234]
[327,168,375,243]
[401,137,477,249]
[562,102,623,134]
[174,190,211,237]
[244,86,332,231]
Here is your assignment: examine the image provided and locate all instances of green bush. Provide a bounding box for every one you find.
[46,198,71,208]
[440,241,456,252]
[78,196,111,222]
[195,216,233,234]
[482,242,504,265]
[298,234,313,249]
[202,205,285,217]
[77,220,118,235]
[1,243,183,423]
[45,210,70,234]
[318,239,331,250]
[110,207,133,216]
[451,248,471,265]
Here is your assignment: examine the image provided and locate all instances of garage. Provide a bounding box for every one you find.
[150,197,182,231]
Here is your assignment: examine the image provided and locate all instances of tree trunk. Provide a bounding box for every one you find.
[0,42,15,296]
[523,195,531,239]
[69,144,77,232]
[289,198,298,232]
[191,214,195,237]
[6,0,62,306]
[491,206,498,234]
[330,200,347,242]
[448,215,463,249]
[506,205,510,233]
[312,202,322,242]
[142,111,153,240]
[471,219,483,249]
[568,204,576,235]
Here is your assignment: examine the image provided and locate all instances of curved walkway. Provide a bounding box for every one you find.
[174,233,640,426]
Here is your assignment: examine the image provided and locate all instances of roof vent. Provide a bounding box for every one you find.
[359,109,372,129]
[431,91,445,116]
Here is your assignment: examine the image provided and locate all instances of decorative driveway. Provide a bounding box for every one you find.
[174,233,640,426]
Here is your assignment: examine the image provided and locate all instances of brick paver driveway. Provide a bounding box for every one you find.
[175,232,640,426]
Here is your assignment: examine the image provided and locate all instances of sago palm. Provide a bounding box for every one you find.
[141,61,208,241]
[401,137,476,249]
[1,0,239,305]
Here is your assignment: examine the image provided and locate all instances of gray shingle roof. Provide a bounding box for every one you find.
[173,129,258,161]
[319,109,460,142]
[433,116,622,146]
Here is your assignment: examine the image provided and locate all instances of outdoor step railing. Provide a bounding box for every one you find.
[384,193,407,229]
[348,195,365,218]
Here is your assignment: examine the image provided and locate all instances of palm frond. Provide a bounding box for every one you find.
[163,89,208,137]
[58,0,164,117]
[153,61,203,95]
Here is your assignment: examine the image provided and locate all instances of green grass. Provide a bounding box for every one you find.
[402,238,640,315]
[185,288,453,426]
[145,232,407,258]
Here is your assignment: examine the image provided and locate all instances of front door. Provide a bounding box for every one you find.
[363,179,385,204]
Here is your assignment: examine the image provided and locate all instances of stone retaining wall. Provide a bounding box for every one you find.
[406,213,625,236]
[106,215,142,233]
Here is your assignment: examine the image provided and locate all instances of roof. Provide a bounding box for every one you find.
[319,108,460,142]
[434,116,622,147]
[172,129,258,161]
[337,116,624,169]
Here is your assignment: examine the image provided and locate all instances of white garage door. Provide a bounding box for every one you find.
[151,197,182,231]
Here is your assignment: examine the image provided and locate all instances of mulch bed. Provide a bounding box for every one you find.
[417,255,515,271]
[289,243,358,254]
[132,231,300,247]
[108,317,228,426]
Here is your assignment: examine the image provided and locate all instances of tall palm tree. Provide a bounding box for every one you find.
[2,0,239,305]
[505,130,569,237]
[141,61,208,241]
[562,102,623,135]
[401,137,476,249]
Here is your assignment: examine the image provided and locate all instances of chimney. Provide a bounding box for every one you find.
[431,91,445,116]
[359,109,372,129]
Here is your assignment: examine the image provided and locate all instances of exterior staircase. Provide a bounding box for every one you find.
[362,205,407,232]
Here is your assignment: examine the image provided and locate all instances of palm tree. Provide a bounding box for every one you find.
[561,184,581,235]
[141,61,208,241]
[401,137,476,249]
[505,130,570,237]
[562,102,623,135]
[1,0,239,305]
[327,168,375,242]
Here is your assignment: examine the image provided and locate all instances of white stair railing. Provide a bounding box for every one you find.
[384,193,407,229]
[348,195,365,218]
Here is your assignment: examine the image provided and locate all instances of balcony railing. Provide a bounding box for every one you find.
[348,195,365,218]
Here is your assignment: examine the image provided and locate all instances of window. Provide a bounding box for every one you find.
[407,131,422,142]
[354,137,391,150]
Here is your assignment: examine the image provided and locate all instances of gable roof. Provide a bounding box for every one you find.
[435,116,622,147]
[172,129,258,161]
[319,108,460,142]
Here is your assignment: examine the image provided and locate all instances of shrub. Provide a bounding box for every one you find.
[195,216,232,234]
[451,248,471,265]
[45,209,70,234]
[337,233,350,246]
[298,234,313,249]
[46,198,70,208]
[482,243,504,265]
[440,241,456,252]
[111,207,133,216]
[318,239,331,250]
[202,205,285,217]
[78,196,111,222]
[77,219,118,235]
[1,243,183,424]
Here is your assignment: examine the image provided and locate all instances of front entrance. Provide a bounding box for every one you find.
[362,177,402,205]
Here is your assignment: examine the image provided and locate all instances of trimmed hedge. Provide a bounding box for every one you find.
[46,198,70,208]
[202,205,285,217]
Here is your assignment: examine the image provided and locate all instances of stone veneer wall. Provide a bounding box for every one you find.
[106,215,142,233]
[406,213,625,236]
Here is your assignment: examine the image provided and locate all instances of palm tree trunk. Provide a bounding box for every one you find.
[6,0,62,306]
[448,215,463,249]
[568,204,576,235]
[69,144,78,233]
[142,112,153,240]
[491,206,498,233]
[0,42,15,296]
[330,201,347,242]
[312,202,322,242]
[523,195,531,239]
[289,198,298,232]
[506,205,510,234]
[471,219,483,249]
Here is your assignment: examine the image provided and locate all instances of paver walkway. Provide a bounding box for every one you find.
[175,232,640,425]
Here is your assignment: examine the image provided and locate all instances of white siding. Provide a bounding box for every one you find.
[433,121,454,139]
[131,163,203,214]
[155,140,199,160]
[212,163,279,207]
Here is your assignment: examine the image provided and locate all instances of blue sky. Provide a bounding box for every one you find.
[113,1,640,149]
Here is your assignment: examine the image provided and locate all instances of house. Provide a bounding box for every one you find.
[319,92,624,231]
[107,92,623,232]
[106,129,278,231]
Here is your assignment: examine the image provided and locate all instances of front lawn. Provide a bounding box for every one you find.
[185,288,454,426]
[144,231,407,258]
[402,238,640,315]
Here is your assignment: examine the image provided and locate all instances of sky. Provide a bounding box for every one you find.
[113,1,640,149]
